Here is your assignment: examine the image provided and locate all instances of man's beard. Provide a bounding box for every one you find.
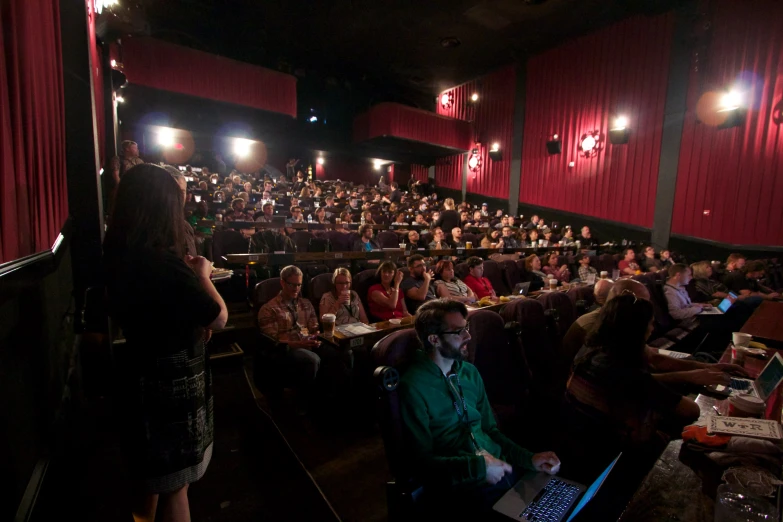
[438,341,467,361]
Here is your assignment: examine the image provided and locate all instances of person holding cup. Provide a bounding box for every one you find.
[319,268,369,326]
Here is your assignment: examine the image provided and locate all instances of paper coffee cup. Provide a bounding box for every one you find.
[733,332,752,348]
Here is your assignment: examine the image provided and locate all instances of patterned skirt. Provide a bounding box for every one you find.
[115,338,214,493]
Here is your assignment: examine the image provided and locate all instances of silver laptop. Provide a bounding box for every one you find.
[493,454,621,521]
[699,292,737,315]
[716,352,783,400]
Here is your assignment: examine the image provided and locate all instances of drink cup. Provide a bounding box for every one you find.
[491,243,498,248]
[600,271,608,279]
[549,278,558,291]
[215,214,223,222]
[322,314,336,338]
[538,239,544,247]
[733,332,752,348]
[465,241,473,249]
[194,194,201,203]
[399,243,406,251]
[335,217,341,224]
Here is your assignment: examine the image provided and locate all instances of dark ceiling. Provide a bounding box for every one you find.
[138,0,678,106]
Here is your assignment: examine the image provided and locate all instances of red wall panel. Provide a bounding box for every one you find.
[671,0,783,246]
[519,14,674,228]
[435,155,463,191]
[411,165,429,182]
[121,37,297,117]
[437,65,516,199]
[316,156,380,186]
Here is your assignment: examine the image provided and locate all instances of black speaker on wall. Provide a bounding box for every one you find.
[546,140,562,155]
[489,149,503,161]
[609,128,630,144]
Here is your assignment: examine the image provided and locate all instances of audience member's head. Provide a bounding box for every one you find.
[443,198,455,210]
[279,265,304,300]
[726,253,746,271]
[579,253,592,266]
[231,198,246,212]
[643,246,655,259]
[414,299,470,358]
[623,248,636,262]
[607,278,651,301]
[666,263,691,286]
[452,227,462,240]
[359,223,373,239]
[121,140,139,158]
[744,260,766,279]
[524,254,541,272]
[593,279,614,306]
[375,261,398,282]
[434,259,455,281]
[407,254,427,279]
[585,294,655,366]
[466,256,484,279]
[690,261,712,280]
[581,226,591,238]
[408,230,420,244]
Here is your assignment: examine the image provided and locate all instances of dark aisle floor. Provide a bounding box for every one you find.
[32,361,339,522]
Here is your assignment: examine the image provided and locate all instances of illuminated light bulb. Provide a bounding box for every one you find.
[471,93,479,102]
[317,157,324,165]
[553,134,559,140]
[115,95,124,103]
[233,138,252,157]
[720,90,742,110]
[157,128,175,147]
[491,142,500,151]
[613,116,629,129]
[111,59,117,68]
[373,160,382,170]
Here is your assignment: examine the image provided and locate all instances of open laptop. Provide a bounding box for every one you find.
[493,454,621,521]
[699,292,738,315]
[514,282,532,296]
[714,352,783,399]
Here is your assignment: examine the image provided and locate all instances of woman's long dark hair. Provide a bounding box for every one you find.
[104,164,185,259]
[583,294,654,368]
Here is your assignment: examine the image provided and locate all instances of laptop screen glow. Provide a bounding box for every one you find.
[717,297,732,313]
[565,454,621,522]
[756,353,783,401]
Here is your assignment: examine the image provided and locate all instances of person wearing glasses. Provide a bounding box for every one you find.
[399,300,561,516]
[258,265,329,388]
[319,268,369,325]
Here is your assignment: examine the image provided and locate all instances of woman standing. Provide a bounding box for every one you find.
[104,164,228,522]
[320,268,369,324]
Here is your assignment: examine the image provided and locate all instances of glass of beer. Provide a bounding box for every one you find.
[322,314,336,339]
[465,241,473,249]
[600,271,608,279]
[549,278,558,291]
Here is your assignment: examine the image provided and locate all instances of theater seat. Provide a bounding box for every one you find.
[536,292,577,338]
[501,259,522,291]
[377,231,400,249]
[482,260,509,296]
[212,229,250,268]
[253,279,282,311]
[566,284,595,315]
[291,230,315,252]
[323,231,351,251]
[353,269,379,319]
[454,262,469,281]
[308,272,333,313]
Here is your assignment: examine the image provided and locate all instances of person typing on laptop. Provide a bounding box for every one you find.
[399,299,560,516]
[663,264,712,324]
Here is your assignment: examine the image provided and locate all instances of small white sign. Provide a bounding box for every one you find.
[708,416,783,440]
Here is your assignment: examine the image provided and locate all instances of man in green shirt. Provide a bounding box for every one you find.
[399,299,560,513]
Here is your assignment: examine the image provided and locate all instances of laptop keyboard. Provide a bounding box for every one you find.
[730,378,757,396]
[520,479,581,521]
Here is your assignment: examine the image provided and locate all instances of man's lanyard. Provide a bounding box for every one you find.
[285,299,301,332]
[446,372,481,454]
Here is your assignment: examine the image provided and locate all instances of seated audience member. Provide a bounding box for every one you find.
[480,229,501,248]
[641,246,663,272]
[226,197,253,221]
[494,209,504,219]
[258,265,330,389]
[401,254,436,313]
[516,227,528,245]
[463,256,498,301]
[368,262,409,320]
[577,254,598,281]
[498,226,519,248]
[236,191,250,204]
[525,215,540,230]
[428,227,448,249]
[392,212,408,225]
[723,253,746,274]
[250,229,295,253]
[542,228,554,246]
[319,268,369,325]
[187,200,216,236]
[361,210,376,224]
[459,210,470,229]
[561,294,701,469]
[400,300,560,515]
[618,248,641,276]
[494,216,509,229]
[543,253,571,283]
[407,230,427,249]
[469,209,484,227]
[352,224,380,252]
[578,226,599,249]
[255,202,275,223]
[528,229,539,246]
[286,206,306,224]
[524,254,547,290]
[690,261,731,302]
[450,227,466,248]
[480,202,489,217]
[664,264,712,322]
[339,211,354,224]
[314,207,329,224]
[660,250,675,267]
[414,214,429,227]
[559,227,575,246]
[431,211,441,224]
[725,260,781,299]
[432,259,476,304]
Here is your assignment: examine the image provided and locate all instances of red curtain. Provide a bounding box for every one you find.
[121,37,297,118]
[87,0,105,164]
[435,155,463,191]
[353,102,472,151]
[519,14,674,228]
[0,0,68,263]
[316,157,379,186]
[437,65,516,199]
[411,165,429,182]
[671,0,783,246]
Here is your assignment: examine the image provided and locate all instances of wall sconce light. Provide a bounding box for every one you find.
[316,157,324,165]
[717,88,746,129]
[440,92,454,110]
[546,133,561,155]
[489,142,502,161]
[468,148,481,171]
[609,115,630,144]
[470,92,479,103]
[579,130,602,158]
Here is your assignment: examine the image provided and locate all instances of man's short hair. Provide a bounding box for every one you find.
[667,263,689,278]
[745,260,765,273]
[291,206,302,212]
[121,140,137,151]
[262,202,273,210]
[466,256,483,269]
[727,253,746,265]
[390,182,399,189]
[280,265,302,280]
[231,198,244,207]
[579,253,591,262]
[358,223,373,236]
[415,299,468,353]
[407,254,425,268]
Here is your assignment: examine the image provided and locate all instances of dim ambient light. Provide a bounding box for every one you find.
[317,157,324,165]
[233,138,252,158]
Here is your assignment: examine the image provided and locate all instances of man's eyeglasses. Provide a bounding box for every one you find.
[411,263,425,270]
[440,322,470,337]
[284,280,303,288]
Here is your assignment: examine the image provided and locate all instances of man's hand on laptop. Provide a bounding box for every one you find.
[532,452,561,475]
[713,363,750,377]
[482,454,512,485]
[686,368,731,386]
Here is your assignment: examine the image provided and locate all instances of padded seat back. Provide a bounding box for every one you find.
[291,231,315,252]
[308,272,333,312]
[483,260,509,296]
[377,231,400,249]
[212,229,250,267]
